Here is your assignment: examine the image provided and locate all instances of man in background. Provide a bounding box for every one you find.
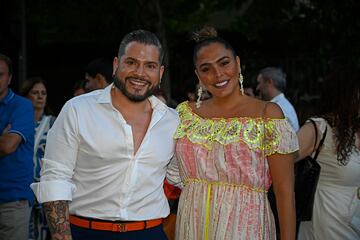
[84,58,113,91]
[256,67,299,131]
[0,53,35,240]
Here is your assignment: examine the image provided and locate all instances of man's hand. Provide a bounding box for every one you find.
[2,124,11,135]
[0,124,22,157]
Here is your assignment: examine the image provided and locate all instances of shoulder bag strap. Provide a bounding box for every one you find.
[308,119,318,152]
[312,121,328,161]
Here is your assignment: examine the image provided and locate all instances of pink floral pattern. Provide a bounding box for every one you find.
[174,102,298,240]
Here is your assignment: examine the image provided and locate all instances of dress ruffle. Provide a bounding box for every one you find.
[174,101,299,155]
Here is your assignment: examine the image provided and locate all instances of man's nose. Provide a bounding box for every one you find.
[135,64,145,76]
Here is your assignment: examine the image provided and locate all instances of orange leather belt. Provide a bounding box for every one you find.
[69,215,163,232]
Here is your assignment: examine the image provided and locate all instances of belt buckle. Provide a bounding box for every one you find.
[113,223,126,232]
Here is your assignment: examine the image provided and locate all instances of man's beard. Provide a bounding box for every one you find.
[113,75,158,102]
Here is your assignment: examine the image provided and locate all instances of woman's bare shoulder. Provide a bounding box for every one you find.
[263,101,284,119]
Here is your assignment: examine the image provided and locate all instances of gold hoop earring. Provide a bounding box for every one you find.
[196,86,203,109]
[239,73,244,95]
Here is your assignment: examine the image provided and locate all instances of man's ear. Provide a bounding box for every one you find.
[159,65,165,80]
[113,57,119,76]
[7,74,12,86]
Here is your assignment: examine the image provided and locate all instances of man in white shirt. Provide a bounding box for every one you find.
[31,30,179,240]
[256,67,299,131]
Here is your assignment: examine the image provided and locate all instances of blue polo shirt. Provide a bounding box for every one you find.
[0,89,35,204]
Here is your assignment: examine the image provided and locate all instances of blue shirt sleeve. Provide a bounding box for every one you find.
[8,97,35,143]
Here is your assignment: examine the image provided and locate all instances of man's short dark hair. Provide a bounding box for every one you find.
[0,53,13,76]
[85,58,113,84]
[118,30,164,63]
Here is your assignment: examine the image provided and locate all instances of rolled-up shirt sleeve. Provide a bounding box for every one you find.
[31,100,79,203]
[166,154,183,189]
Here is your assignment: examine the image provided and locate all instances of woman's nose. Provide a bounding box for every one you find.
[214,66,222,77]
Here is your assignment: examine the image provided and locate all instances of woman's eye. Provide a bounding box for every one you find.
[221,61,229,66]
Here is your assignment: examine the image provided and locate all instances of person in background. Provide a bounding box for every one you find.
[84,58,113,91]
[256,67,299,131]
[73,78,88,96]
[296,63,360,239]
[184,81,197,102]
[31,30,179,240]
[154,88,168,105]
[0,53,35,240]
[19,77,56,240]
[167,26,298,240]
[243,80,255,97]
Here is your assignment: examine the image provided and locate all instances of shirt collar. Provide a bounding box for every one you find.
[148,95,168,114]
[95,84,113,104]
[95,83,168,114]
[0,89,15,104]
[271,93,285,103]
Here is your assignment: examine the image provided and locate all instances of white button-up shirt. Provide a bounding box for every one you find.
[271,93,299,131]
[31,84,179,221]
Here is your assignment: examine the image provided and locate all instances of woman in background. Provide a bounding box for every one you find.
[20,77,56,240]
[168,26,298,240]
[296,63,360,239]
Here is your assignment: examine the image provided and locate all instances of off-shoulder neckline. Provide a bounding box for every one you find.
[180,101,285,121]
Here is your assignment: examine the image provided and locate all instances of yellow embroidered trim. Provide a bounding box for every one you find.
[175,102,288,152]
[185,178,267,240]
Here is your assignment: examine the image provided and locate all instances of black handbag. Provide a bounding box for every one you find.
[295,119,327,222]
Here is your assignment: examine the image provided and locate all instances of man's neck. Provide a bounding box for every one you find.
[0,88,9,102]
[269,89,282,101]
[111,87,151,115]
[35,109,44,122]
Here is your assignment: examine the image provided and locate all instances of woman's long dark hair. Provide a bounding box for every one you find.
[319,63,360,165]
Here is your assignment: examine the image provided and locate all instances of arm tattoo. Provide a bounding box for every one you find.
[43,200,72,240]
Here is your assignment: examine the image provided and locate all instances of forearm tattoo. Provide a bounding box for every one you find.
[43,200,72,240]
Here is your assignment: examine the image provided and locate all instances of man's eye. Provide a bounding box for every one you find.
[126,60,135,65]
[147,64,156,69]
[200,67,209,72]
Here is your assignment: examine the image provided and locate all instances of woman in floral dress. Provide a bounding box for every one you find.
[167,27,298,240]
